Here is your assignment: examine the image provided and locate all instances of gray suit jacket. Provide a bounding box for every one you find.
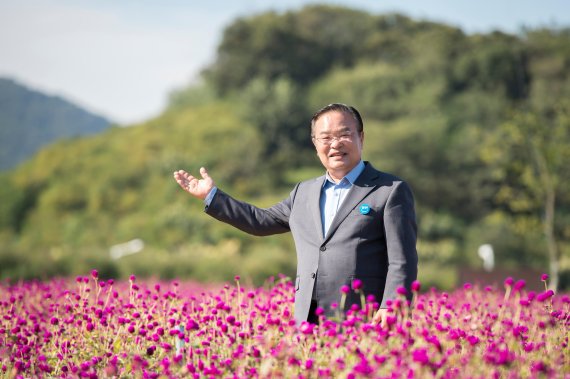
[205,162,418,324]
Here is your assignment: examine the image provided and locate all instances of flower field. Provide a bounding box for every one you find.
[1,271,568,378]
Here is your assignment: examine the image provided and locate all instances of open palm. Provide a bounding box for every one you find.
[173,167,215,200]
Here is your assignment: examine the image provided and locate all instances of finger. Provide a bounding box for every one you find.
[199,167,210,180]
[174,172,187,184]
[174,170,188,180]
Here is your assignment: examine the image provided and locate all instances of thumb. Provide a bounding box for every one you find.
[199,167,210,180]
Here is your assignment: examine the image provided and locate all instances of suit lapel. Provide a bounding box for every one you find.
[323,163,380,242]
[310,175,326,241]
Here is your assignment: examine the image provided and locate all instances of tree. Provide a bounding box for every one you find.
[481,103,570,290]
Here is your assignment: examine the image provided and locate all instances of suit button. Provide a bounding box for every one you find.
[311,273,316,279]
[320,246,326,252]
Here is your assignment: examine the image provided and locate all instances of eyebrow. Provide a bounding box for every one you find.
[318,127,352,135]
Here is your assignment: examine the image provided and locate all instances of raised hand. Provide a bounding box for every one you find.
[173,167,215,200]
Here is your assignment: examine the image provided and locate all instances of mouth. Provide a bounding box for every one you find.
[329,152,346,158]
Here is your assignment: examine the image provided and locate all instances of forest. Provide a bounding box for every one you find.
[1,5,569,290]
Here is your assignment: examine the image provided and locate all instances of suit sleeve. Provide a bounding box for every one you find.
[381,181,418,308]
[204,185,298,236]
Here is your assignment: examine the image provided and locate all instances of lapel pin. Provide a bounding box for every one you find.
[359,203,370,215]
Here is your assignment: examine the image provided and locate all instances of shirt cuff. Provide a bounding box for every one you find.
[204,186,218,207]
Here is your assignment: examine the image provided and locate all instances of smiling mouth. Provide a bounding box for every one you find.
[329,152,345,158]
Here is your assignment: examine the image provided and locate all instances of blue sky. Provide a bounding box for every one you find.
[1,0,568,124]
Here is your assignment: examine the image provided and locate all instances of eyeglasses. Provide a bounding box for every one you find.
[312,133,354,146]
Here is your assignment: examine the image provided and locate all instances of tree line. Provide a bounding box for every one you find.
[1,5,569,289]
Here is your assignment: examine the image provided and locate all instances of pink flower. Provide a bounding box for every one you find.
[412,348,430,365]
[504,277,514,287]
[91,270,98,279]
[411,280,421,292]
[541,274,549,281]
[129,274,136,282]
[340,285,350,294]
[352,279,363,290]
[537,290,554,302]
[467,335,479,346]
[396,286,407,296]
[299,322,314,335]
[514,280,526,291]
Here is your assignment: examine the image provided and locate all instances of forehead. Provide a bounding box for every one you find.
[313,110,357,134]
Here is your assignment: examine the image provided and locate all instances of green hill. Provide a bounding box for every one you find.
[0,77,113,170]
[1,5,569,288]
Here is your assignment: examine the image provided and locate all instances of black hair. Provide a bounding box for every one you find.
[310,103,363,136]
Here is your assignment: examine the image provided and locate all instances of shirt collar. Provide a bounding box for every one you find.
[324,160,365,186]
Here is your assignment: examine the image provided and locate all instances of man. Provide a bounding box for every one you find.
[173,103,418,327]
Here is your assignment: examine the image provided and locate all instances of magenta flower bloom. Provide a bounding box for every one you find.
[412,348,430,365]
[514,280,526,291]
[340,285,350,294]
[299,322,314,335]
[504,277,514,287]
[396,286,407,296]
[2,270,568,377]
[91,270,98,279]
[234,275,240,281]
[411,280,421,292]
[467,335,480,346]
[537,290,554,302]
[352,279,363,291]
[129,274,136,282]
[541,274,549,281]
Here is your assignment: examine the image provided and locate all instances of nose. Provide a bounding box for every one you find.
[329,137,343,147]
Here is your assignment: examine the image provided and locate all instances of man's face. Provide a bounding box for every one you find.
[312,110,364,181]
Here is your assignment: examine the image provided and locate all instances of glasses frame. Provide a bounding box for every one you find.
[312,132,356,146]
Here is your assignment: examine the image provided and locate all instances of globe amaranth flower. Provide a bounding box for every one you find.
[504,277,514,287]
[352,279,363,291]
[514,280,526,291]
[537,290,554,302]
[411,280,421,292]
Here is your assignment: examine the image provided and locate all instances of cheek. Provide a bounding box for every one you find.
[316,146,328,157]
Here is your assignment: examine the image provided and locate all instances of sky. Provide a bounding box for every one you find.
[1,0,569,125]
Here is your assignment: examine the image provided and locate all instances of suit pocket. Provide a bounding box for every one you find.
[295,276,300,292]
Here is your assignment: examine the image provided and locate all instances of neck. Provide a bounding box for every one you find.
[328,169,350,183]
